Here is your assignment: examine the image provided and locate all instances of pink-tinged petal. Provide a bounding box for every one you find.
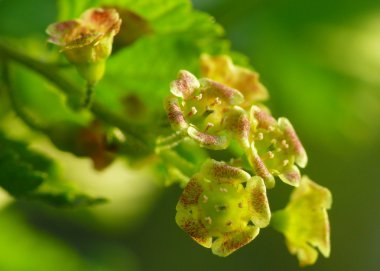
[246,176,271,228]
[278,165,301,187]
[64,32,103,50]
[278,118,308,168]
[81,8,122,36]
[224,106,250,149]
[250,105,277,130]
[178,175,204,207]
[248,143,275,188]
[187,126,229,150]
[170,70,200,99]
[201,159,251,184]
[199,78,244,105]
[211,226,259,257]
[175,211,212,248]
[46,20,81,46]
[164,97,188,131]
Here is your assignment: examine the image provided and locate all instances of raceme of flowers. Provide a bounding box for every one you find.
[164,54,332,266]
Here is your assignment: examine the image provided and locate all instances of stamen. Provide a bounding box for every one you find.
[204,122,214,132]
[187,106,197,117]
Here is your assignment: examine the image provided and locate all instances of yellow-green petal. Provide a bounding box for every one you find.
[211,226,260,257]
[272,176,332,266]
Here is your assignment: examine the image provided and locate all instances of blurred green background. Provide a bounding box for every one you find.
[0,0,379,270]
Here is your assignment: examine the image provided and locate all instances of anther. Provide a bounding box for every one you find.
[187,106,197,117]
[219,187,228,193]
[195,93,203,100]
[204,122,214,132]
[281,139,289,149]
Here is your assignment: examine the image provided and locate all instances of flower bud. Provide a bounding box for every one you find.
[46,8,122,84]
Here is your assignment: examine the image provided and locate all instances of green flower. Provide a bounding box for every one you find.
[46,8,121,84]
[271,176,332,266]
[176,159,271,256]
[247,106,308,188]
[165,70,248,150]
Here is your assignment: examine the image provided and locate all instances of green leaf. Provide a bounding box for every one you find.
[26,192,108,208]
[0,133,107,207]
[0,133,52,196]
[8,63,88,126]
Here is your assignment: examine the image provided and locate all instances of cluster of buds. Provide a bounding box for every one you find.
[46,8,122,85]
[164,55,331,265]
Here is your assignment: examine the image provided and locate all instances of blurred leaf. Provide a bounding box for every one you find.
[26,192,107,208]
[111,7,154,50]
[0,210,87,271]
[0,133,106,207]
[0,208,141,271]
[0,133,52,196]
[8,63,88,126]
[0,0,57,37]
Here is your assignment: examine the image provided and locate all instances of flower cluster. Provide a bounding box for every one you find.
[164,55,331,264]
[165,66,307,188]
[46,8,122,84]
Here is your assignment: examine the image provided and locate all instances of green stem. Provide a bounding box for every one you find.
[0,42,151,154]
[1,61,47,132]
[158,149,197,177]
[83,82,94,108]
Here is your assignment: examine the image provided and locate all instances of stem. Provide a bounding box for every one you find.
[0,42,151,154]
[158,149,197,177]
[83,82,94,108]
